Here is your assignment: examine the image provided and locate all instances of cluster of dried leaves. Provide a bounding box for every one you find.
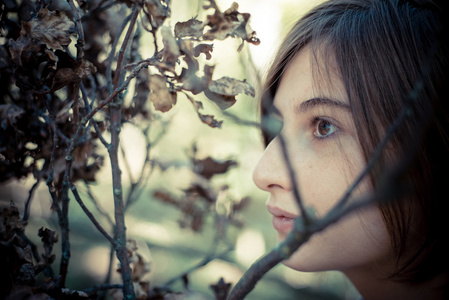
[154,145,249,233]
[0,202,62,299]
[1,0,258,299]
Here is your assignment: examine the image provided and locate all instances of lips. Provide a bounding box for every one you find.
[267,205,297,233]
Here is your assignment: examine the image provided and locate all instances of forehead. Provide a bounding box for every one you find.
[273,46,348,111]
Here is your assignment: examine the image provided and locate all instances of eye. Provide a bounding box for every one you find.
[313,118,339,139]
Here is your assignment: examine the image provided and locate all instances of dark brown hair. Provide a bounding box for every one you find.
[262,0,449,285]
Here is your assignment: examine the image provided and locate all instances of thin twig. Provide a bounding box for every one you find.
[83,283,124,294]
[164,245,233,287]
[113,6,139,90]
[80,82,109,147]
[59,162,72,288]
[23,178,41,222]
[83,181,115,226]
[276,133,311,225]
[67,0,85,61]
[107,13,133,94]
[69,180,117,247]
[107,5,141,299]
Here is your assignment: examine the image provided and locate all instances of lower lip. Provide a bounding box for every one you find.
[272,216,295,233]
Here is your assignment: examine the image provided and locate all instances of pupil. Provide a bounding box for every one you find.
[318,121,330,135]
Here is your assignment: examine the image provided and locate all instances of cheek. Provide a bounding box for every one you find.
[294,153,364,217]
[284,141,391,272]
[283,205,391,272]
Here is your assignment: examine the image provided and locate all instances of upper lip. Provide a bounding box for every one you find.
[267,205,297,219]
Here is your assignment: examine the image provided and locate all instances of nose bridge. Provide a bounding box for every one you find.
[252,137,291,191]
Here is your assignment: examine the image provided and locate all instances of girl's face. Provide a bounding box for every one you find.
[253,47,392,274]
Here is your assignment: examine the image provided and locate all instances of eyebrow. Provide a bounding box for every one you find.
[295,97,351,114]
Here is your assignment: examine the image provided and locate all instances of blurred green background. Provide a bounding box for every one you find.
[0,0,361,299]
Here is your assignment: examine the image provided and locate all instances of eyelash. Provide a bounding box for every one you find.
[310,116,340,140]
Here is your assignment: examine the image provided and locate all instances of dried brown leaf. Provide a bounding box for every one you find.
[153,190,178,205]
[193,43,213,60]
[149,74,177,112]
[210,277,231,300]
[184,183,215,203]
[27,8,76,51]
[1,202,25,241]
[193,157,237,179]
[132,254,151,282]
[38,227,58,260]
[144,0,170,29]
[198,113,223,128]
[203,1,260,50]
[205,76,254,110]
[209,76,255,97]
[161,26,180,66]
[174,18,204,39]
[0,104,25,130]
[204,90,236,110]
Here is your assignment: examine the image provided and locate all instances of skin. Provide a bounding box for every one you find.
[253,47,397,298]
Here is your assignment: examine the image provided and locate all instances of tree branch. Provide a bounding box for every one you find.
[107,5,141,300]
[23,178,41,222]
[69,180,117,247]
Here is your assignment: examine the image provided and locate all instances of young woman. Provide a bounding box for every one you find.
[252,0,449,299]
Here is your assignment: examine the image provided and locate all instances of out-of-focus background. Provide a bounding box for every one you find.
[0,0,361,299]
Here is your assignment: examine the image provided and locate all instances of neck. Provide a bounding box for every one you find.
[343,268,446,300]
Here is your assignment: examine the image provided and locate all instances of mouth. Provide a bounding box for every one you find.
[267,205,297,233]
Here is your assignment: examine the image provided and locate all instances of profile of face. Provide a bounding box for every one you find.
[253,46,392,275]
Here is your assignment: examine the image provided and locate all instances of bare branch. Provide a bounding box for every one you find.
[69,180,117,247]
[67,0,85,61]
[23,178,41,222]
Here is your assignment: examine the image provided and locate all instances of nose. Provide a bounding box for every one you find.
[252,137,292,192]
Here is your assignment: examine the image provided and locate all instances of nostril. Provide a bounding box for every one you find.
[267,183,281,189]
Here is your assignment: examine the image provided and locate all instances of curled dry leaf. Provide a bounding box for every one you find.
[174,18,204,39]
[205,77,255,110]
[198,113,223,128]
[203,0,260,50]
[144,0,170,29]
[132,254,151,282]
[149,74,177,112]
[184,183,215,203]
[161,26,181,66]
[154,182,215,232]
[193,43,213,60]
[193,156,237,179]
[209,77,255,97]
[183,92,224,128]
[38,227,58,260]
[27,8,76,51]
